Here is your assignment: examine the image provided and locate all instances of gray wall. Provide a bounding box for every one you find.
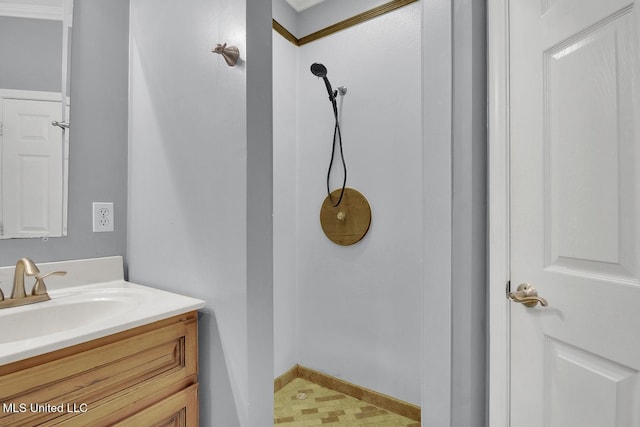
[0,0,129,266]
[246,0,274,424]
[422,0,453,424]
[451,0,487,426]
[423,0,487,425]
[0,17,62,92]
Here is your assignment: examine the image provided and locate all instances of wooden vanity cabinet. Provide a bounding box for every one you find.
[0,311,199,426]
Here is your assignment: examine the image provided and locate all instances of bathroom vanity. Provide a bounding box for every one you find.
[0,256,205,426]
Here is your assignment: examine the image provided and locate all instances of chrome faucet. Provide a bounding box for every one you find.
[0,258,66,309]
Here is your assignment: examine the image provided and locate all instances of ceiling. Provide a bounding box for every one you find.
[284,0,327,12]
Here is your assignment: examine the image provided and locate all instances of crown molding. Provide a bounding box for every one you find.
[274,0,418,46]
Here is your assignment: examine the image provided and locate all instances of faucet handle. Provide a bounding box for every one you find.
[32,271,67,296]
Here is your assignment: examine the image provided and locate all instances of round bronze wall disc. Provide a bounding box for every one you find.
[320,188,371,246]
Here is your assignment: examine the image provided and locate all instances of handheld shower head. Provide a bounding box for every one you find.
[310,62,337,114]
[310,63,347,208]
[310,63,327,78]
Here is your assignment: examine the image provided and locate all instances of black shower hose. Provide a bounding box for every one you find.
[327,98,347,207]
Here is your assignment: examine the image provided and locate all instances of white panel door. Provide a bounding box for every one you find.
[510,0,640,426]
[2,98,63,238]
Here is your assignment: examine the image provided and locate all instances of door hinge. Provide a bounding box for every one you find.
[0,121,3,135]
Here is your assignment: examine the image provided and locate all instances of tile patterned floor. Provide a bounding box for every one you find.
[274,378,420,426]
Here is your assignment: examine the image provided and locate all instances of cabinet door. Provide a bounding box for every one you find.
[0,313,198,427]
[113,383,199,427]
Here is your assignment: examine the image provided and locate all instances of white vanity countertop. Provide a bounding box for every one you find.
[0,256,205,366]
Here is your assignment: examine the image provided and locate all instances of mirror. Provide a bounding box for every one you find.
[0,0,72,239]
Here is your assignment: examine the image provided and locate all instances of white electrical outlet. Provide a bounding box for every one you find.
[92,202,114,232]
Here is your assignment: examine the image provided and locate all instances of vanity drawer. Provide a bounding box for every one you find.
[113,383,198,426]
[0,312,198,426]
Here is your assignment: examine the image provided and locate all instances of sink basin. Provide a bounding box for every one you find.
[0,280,205,365]
[0,293,138,344]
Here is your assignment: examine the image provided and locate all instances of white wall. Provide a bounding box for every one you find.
[128,0,273,426]
[273,2,423,405]
[273,30,299,376]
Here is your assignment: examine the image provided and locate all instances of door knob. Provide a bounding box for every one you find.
[509,283,548,308]
[51,121,69,129]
